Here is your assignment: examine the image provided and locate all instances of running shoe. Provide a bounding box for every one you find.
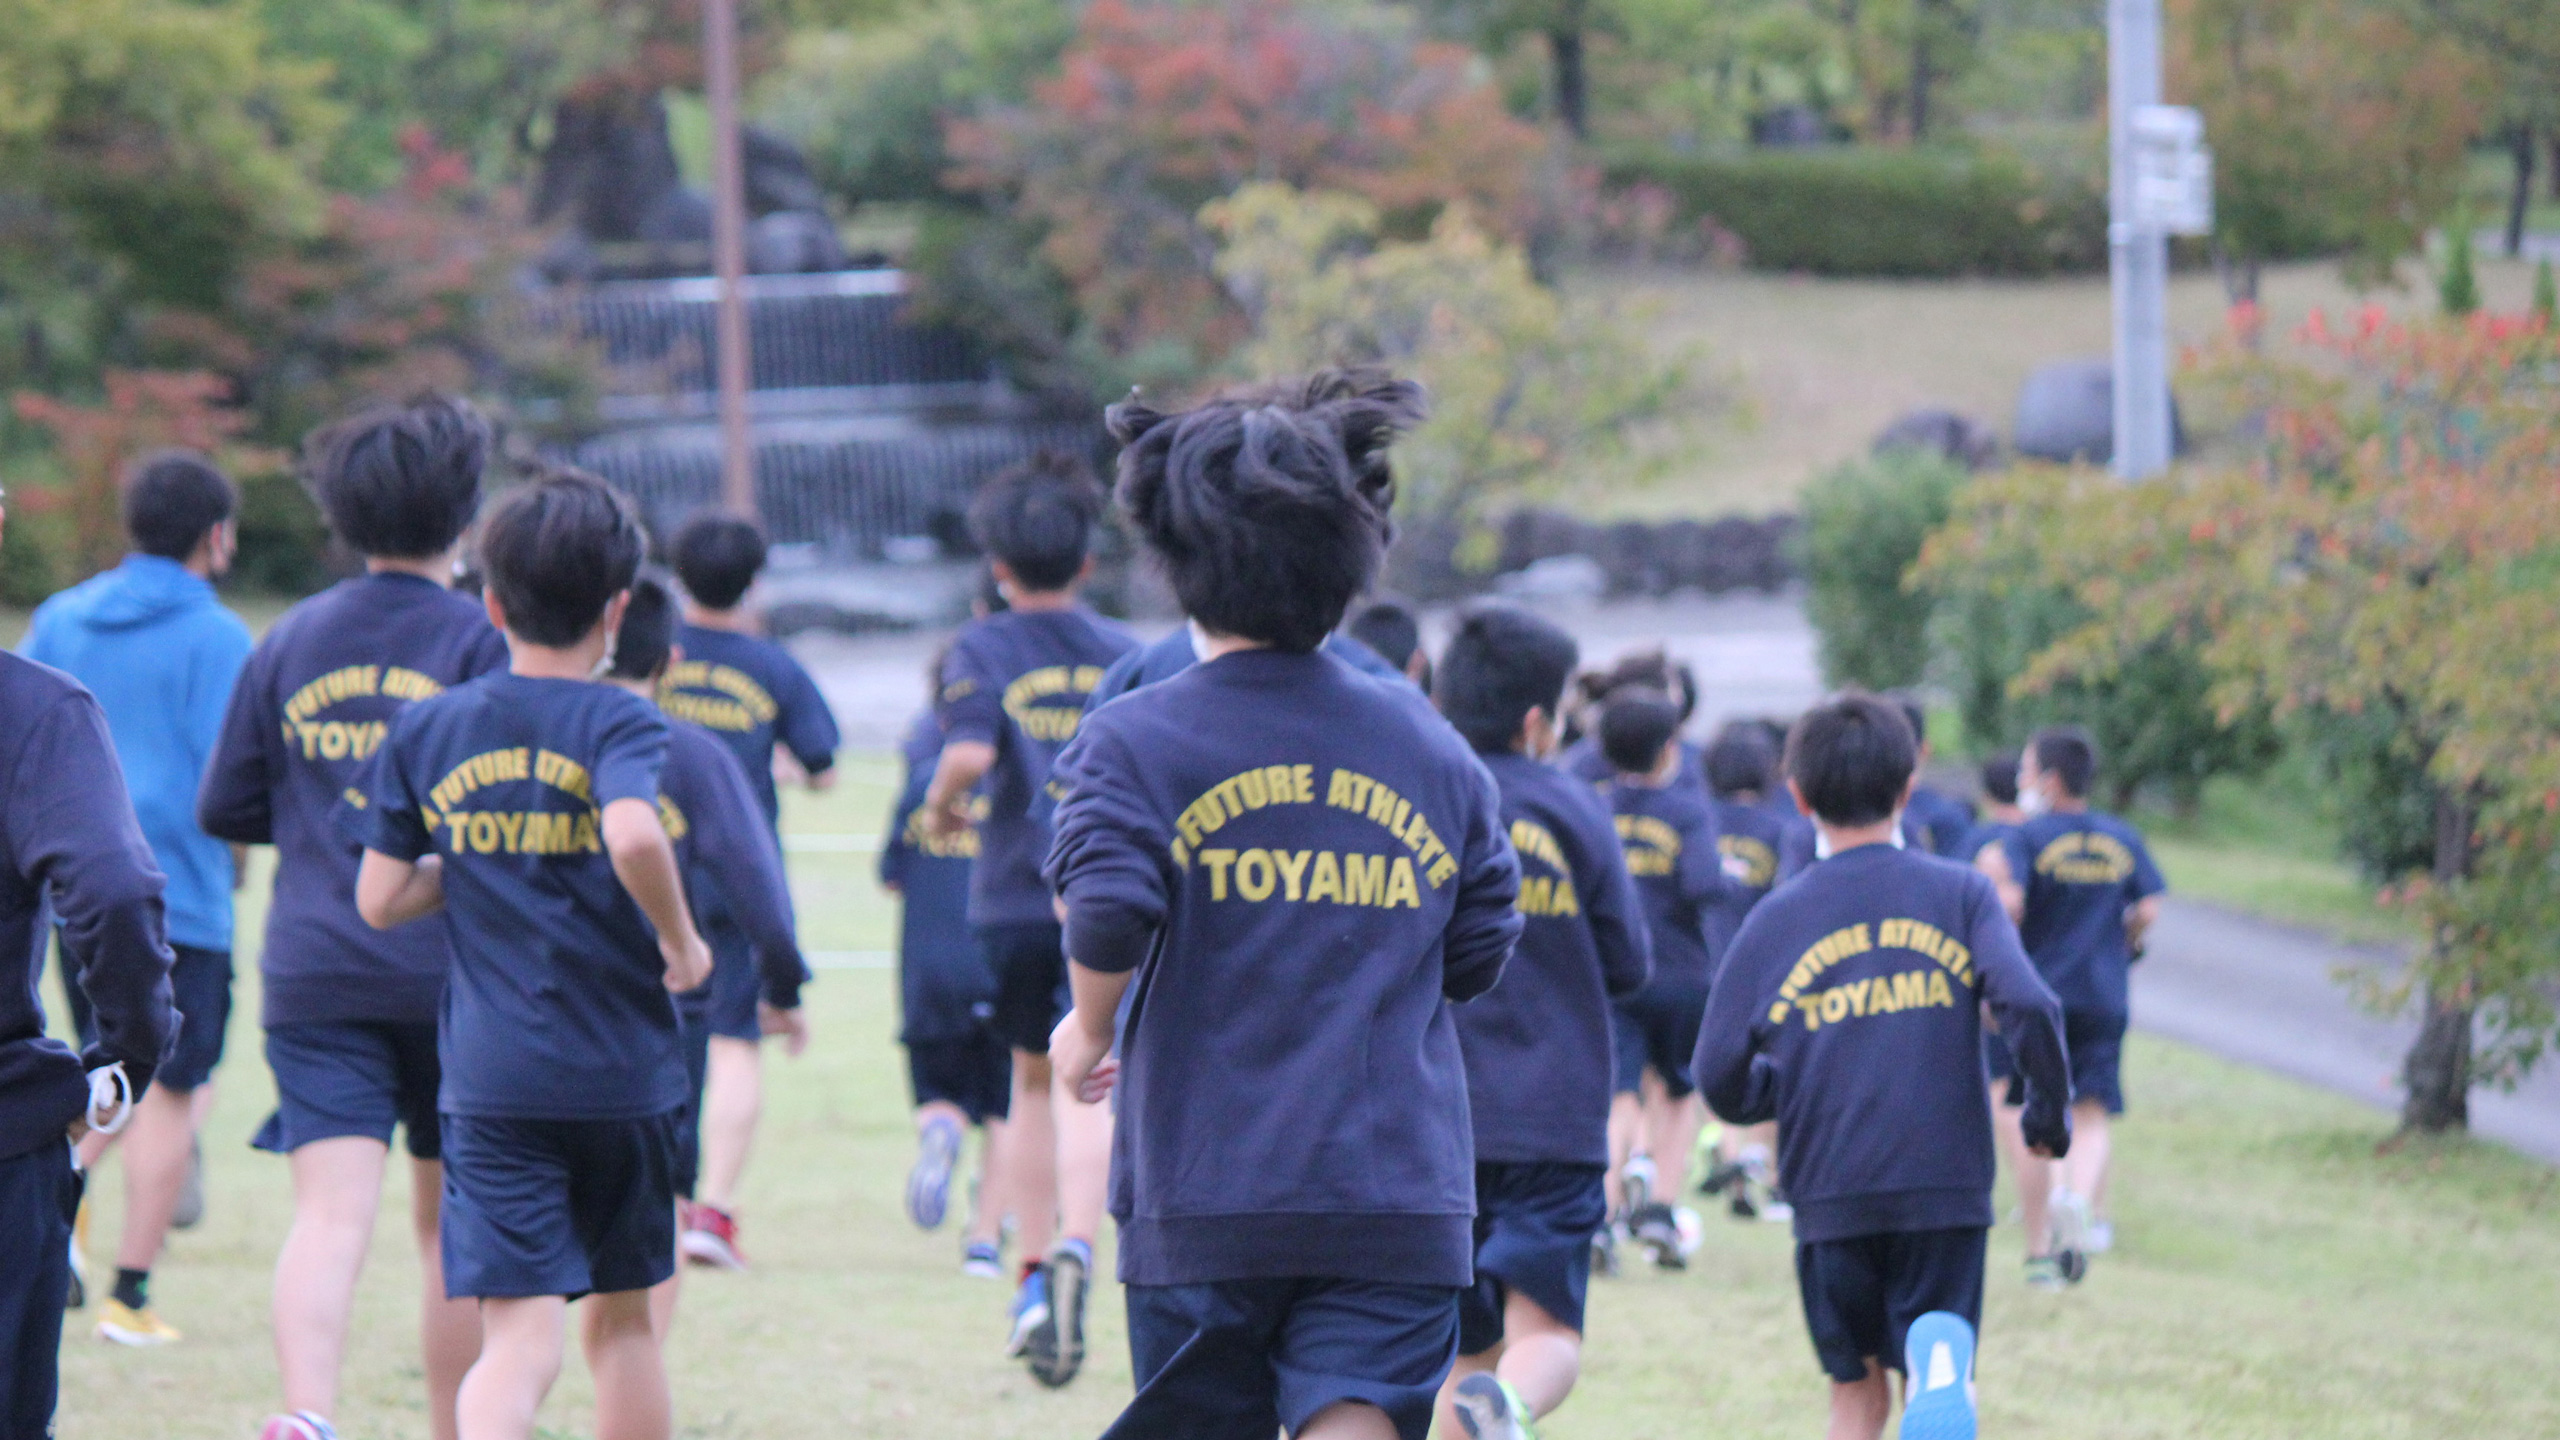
[1621,1154,1656,1215]
[962,1241,1005,1279]
[1451,1372,1539,1440]
[2085,1219,2115,1254]
[1631,1203,1687,1271]
[1031,1240,1090,1388]
[1672,1205,1704,1259]
[907,1117,963,1231]
[679,1203,748,1270]
[2022,1254,2067,1291]
[1005,1264,1052,1360]
[2048,1190,2092,1285]
[97,1299,181,1346]
[257,1412,339,1440]
[1589,1227,1621,1279]
[171,1137,205,1232]
[1696,1158,1749,1197]
[1899,1310,1978,1440]
[1759,1186,1795,1224]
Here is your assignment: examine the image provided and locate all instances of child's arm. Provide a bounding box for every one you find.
[1969,875,2072,1157]
[195,647,276,846]
[603,797,713,993]
[1674,801,1734,910]
[1044,720,1167,1098]
[355,852,444,928]
[925,643,999,835]
[1691,929,1777,1125]
[696,750,812,1053]
[1052,960,1134,1103]
[1977,840,2025,924]
[1441,764,1524,1002]
[2123,831,2167,955]
[1575,796,1653,998]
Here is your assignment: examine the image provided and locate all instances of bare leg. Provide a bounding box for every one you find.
[1827,1362,1893,1440]
[1054,1067,1112,1246]
[274,1137,390,1424]
[915,1099,969,1135]
[458,1297,566,1440]
[1605,1092,1640,1210]
[1007,1051,1058,1260]
[696,1037,763,1212]
[413,1159,480,1440]
[1496,1291,1582,1416]
[964,1116,1009,1248]
[1989,1086,2052,1253]
[2063,1099,2114,1213]
[111,1083,196,1274]
[580,1290,672,1440]
[1644,1092,1708,1202]
[1299,1399,1400,1440]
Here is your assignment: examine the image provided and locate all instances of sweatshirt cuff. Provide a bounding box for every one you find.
[1064,902,1156,975]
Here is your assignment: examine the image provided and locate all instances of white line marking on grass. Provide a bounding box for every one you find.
[784,833,881,852]
[808,950,894,969]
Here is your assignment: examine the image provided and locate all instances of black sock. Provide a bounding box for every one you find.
[112,1268,149,1310]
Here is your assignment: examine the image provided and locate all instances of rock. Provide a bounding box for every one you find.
[749,211,850,274]
[1494,554,1610,603]
[1873,408,2001,470]
[2013,360,2187,466]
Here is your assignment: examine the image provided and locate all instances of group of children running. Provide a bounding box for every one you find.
[0,366,2167,1440]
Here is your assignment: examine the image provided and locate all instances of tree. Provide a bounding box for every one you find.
[1796,447,1966,691]
[2403,0,2560,257]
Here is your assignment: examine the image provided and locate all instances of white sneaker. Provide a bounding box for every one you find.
[2085,1219,2114,1254]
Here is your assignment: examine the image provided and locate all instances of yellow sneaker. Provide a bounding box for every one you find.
[95,1299,181,1346]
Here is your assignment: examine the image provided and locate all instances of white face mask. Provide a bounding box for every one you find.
[2019,785,2052,818]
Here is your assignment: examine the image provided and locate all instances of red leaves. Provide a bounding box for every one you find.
[12,370,277,578]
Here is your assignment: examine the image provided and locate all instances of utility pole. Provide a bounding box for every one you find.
[2107,0,2173,480]
[704,0,757,518]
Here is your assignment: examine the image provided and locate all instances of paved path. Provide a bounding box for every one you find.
[787,588,2560,1165]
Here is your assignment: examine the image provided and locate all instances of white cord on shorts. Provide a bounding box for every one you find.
[85,1062,135,1136]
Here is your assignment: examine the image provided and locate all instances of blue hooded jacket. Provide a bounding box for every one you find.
[22,555,252,952]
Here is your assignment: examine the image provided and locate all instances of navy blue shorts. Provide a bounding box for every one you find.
[1459,1161,1608,1353]
[1987,1008,2127,1114]
[908,1032,1012,1125]
[1613,983,1708,1098]
[979,922,1070,1054]
[439,1111,680,1300]
[62,943,233,1092]
[1795,1227,1987,1383]
[254,1020,442,1160]
[0,1142,78,1438]
[1108,1278,1460,1440]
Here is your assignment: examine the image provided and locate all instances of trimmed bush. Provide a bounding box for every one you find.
[1602,147,2106,277]
[1797,448,1968,689]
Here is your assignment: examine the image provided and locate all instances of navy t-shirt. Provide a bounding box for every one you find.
[1956,818,2016,868]
[661,720,806,1013]
[936,607,1136,927]
[2000,810,2166,1017]
[1692,843,2068,1243]
[344,674,680,1120]
[881,709,991,1044]
[199,573,510,1027]
[1561,736,1704,791]
[660,624,840,828]
[1607,776,1728,991]
[1045,648,1522,1288]
[1704,796,1790,967]
[1905,784,1978,859]
[1458,751,1650,1165]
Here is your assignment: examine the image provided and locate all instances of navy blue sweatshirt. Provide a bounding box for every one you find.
[2001,809,2165,1017]
[1086,626,1401,709]
[198,573,509,1027]
[1045,649,1522,1287]
[1693,843,2070,1243]
[0,655,179,1159]
[661,719,806,1012]
[1606,775,1730,991]
[661,624,840,827]
[1704,795,1791,967]
[1562,735,1703,790]
[936,607,1136,927]
[1458,752,1650,1165]
[1905,784,1978,859]
[881,709,989,1044]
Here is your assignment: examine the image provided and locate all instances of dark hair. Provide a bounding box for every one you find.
[607,573,680,681]
[480,468,646,647]
[672,512,767,610]
[1980,751,2021,807]
[1434,603,1577,755]
[123,451,237,560]
[1599,688,1683,776]
[1897,694,1929,749]
[1107,368,1422,653]
[1347,599,1423,674]
[968,451,1105,593]
[1783,691,1917,827]
[302,393,491,559]
[1578,649,1698,723]
[2028,726,2098,799]
[1704,722,1778,800]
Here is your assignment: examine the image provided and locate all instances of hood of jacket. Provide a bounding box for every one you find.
[50,554,216,632]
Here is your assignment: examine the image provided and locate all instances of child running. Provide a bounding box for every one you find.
[660,514,838,1270]
[1979,726,2164,1285]
[199,396,509,1440]
[1434,604,1651,1440]
[1693,693,2071,1440]
[921,453,1137,1385]
[1045,370,1523,1440]
[1692,721,1797,1222]
[1598,686,1729,1269]
[1958,752,2023,868]
[346,471,708,1440]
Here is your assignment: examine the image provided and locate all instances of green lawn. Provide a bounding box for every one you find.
[2125,759,2417,948]
[48,761,2559,1439]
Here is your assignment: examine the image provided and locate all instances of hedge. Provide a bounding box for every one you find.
[1603,147,2107,278]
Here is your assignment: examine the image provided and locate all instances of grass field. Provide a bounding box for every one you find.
[48,760,2560,1439]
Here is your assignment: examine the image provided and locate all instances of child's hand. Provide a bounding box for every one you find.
[1049,1011,1116,1104]
[760,1003,809,1057]
[662,930,714,994]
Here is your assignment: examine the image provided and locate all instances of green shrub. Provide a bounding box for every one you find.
[1796,448,1968,690]
[1602,146,2106,277]
[231,467,335,597]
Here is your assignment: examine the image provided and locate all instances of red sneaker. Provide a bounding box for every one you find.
[680,1203,747,1270]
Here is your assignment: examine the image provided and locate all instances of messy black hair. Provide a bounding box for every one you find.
[968,450,1106,593]
[480,468,647,648]
[2028,725,2098,799]
[1106,368,1423,653]
[1703,722,1778,800]
[607,572,680,682]
[1577,648,1699,723]
[673,512,768,611]
[1435,603,1577,755]
[1896,694,1931,750]
[1348,598,1424,675]
[1980,751,2021,807]
[1599,687,1684,777]
[1784,691,1917,828]
[123,451,237,560]
[301,393,491,559]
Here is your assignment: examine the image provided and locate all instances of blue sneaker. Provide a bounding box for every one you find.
[1004,1265,1051,1360]
[1899,1311,1977,1440]
[906,1117,963,1230]
[1030,1239,1091,1388]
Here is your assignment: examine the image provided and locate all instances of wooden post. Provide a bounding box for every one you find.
[704,0,756,518]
